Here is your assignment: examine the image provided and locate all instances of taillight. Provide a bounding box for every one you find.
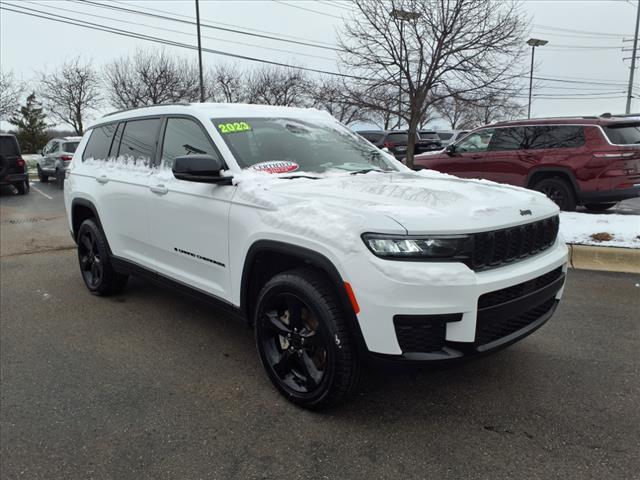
[593,151,636,159]
[61,155,73,162]
[16,156,25,167]
[383,141,395,148]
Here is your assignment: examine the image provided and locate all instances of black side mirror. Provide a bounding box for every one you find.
[172,154,232,184]
[445,144,456,155]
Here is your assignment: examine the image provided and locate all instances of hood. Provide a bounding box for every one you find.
[234,170,559,235]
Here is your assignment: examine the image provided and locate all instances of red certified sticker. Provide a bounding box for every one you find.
[250,161,299,174]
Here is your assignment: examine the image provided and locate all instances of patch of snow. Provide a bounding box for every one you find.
[560,212,640,248]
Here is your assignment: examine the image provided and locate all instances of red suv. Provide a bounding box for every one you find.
[413,116,640,211]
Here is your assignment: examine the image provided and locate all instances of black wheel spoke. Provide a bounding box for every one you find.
[80,234,92,254]
[300,329,320,349]
[285,296,303,329]
[272,349,295,378]
[80,255,90,270]
[299,351,322,390]
[264,311,292,336]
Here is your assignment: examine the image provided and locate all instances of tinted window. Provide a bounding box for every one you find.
[489,127,525,151]
[109,123,124,157]
[604,123,640,144]
[161,118,219,168]
[82,124,117,161]
[437,132,453,140]
[456,129,494,153]
[359,132,384,143]
[0,137,19,156]
[386,132,409,144]
[116,118,161,163]
[419,132,440,140]
[62,142,78,153]
[524,126,584,149]
[50,142,60,153]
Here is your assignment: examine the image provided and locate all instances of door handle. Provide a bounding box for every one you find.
[149,184,168,195]
[96,175,109,184]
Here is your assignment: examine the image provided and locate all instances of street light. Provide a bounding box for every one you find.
[390,9,421,129]
[526,38,548,119]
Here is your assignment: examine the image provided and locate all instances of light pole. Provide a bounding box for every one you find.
[526,38,548,119]
[391,9,420,129]
[626,0,640,114]
[195,0,205,102]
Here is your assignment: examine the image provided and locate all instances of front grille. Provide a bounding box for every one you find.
[474,298,556,346]
[394,319,447,353]
[478,267,564,309]
[470,216,559,270]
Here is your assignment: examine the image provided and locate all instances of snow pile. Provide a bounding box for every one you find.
[560,212,640,248]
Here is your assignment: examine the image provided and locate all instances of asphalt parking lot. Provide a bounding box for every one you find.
[1,181,639,479]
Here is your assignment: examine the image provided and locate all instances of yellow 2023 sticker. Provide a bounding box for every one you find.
[217,121,251,134]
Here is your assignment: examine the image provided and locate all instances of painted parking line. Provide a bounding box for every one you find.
[32,185,53,200]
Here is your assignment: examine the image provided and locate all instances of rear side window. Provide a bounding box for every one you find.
[524,126,584,149]
[419,132,440,140]
[604,124,640,144]
[116,118,161,163]
[0,137,20,156]
[160,117,219,168]
[489,127,525,151]
[82,124,117,161]
[437,132,453,140]
[50,142,60,153]
[386,132,408,144]
[62,142,79,153]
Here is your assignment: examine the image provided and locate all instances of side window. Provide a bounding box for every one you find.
[456,129,494,153]
[160,117,219,168]
[50,142,60,153]
[489,127,525,151]
[41,141,52,155]
[116,118,161,164]
[82,124,118,161]
[525,126,585,149]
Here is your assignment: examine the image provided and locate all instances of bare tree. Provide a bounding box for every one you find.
[467,93,526,127]
[345,83,401,129]
[433,95,476,130]
[39,57,102,135]
[104,49,201,109]
[0,70,25,121]
[309,77,366,125]
[339,0,527,168]
[206,63,247,103]
[245,66,310,107]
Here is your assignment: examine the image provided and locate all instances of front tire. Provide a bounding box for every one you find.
[76,219,128,296]
[533,177,576,211]
[584,202,617,212]
[254,268,360,409]
[37,165,48,183]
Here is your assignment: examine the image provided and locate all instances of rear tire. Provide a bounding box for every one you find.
[76,219,128,296]
[254,268,360,409]
[37,166,48,183]
[15,180,29,195]
[55,169,64,189]
[533,177,576,211]
[584,202,617,212]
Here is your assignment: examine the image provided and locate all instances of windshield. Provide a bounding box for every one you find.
[212,117,399,173]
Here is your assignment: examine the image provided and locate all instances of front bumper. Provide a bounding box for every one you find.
[347,239,568,359]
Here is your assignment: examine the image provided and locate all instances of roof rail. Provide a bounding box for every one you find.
[103,102,192,117]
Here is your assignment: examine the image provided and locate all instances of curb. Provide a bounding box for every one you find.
[568,244,640,274]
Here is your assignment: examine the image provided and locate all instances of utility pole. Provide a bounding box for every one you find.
[626,0,640,114]
[526,38,548,119]
[195,0,205,103]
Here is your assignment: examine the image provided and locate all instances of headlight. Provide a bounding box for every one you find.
[362,233,470,259]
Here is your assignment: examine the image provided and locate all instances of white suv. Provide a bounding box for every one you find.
[64,103,568,408]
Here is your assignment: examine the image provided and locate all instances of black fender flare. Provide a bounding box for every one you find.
[240,240,368,354]
[70,198,105,242]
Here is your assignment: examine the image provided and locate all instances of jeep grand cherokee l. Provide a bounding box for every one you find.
[64,103,568,408]
[414,116,640,211]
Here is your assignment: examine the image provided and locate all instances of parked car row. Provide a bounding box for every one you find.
[357,130,443,159]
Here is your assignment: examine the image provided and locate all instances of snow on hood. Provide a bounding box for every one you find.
[232,168,558,235]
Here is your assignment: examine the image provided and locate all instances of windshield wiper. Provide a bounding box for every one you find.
[349,168,387,175]
[280,174,321,180]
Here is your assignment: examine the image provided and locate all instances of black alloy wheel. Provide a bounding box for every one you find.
[255,269,360,409]
[533,177,576,211]
[76,219,128,295]
[259,292,328,395]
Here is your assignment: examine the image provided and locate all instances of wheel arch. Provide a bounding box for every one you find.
[70,198,104,243]
[240,240,367,353]
[526,167,580,195]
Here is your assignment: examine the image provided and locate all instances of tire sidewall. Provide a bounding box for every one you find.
[535,178,576,211]
[254,275,341,407]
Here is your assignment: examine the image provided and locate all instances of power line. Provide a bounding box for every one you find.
[533,24,631,38]
[17,0,337,62]
[0,4,364,79]
[74,0,342,52]
[271,0,345,19]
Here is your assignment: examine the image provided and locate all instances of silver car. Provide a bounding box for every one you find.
[37,137,81,188]
[436,130,470,147]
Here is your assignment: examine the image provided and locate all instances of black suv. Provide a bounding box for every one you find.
[357,130,442,160]
[0,134,29,195]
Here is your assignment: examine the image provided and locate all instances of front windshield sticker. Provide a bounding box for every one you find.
[250,161,299,174]
[217,121,252,134]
